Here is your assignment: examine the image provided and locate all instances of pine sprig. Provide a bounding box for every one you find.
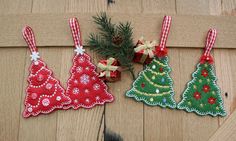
[87,13,135,80]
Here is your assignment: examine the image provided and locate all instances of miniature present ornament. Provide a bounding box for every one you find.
[98,57,121,82]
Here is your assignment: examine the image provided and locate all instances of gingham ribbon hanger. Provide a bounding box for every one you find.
[204,29,217,57]
[155,16,172,58]
[200,28,217,64]
[22,26,40,61]
[69,18,85,55]
[159,16,172,50]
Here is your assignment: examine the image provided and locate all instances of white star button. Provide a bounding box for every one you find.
[30,51,40,61]
[74,45,85,55]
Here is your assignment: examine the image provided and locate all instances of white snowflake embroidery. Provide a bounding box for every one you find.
[30,51,40,61]
[80,74,90,84]
[73,88,80,94]
[93,83,100,91]
[42,98,50,107]
[96,96,100,100]
[74,45,85,55]
[78,56,85,63]
[76,66,83,73]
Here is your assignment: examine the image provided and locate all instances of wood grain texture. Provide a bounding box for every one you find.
[222,0,236,15]
[0,14,235,48]
[142,0,176,14]
[108,0,142,13]
[0,0,32,15]
[0,48,26,141]
[209,109,236,141]
[214,49,234,125]
[65,0,107,13]
[176,0,211,15]
[105,64,144,141]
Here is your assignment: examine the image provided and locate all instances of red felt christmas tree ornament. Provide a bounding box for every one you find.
[22,26,71,118]
[64,18,114,109]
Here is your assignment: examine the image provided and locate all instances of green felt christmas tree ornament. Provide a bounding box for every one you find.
[126,16,176,108]
[177,29,226,117]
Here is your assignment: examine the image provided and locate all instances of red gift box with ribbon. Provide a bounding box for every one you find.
[133,37,157,64]
[97,57,121,82]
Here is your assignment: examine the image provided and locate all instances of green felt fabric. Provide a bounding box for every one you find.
[177,62,226,117]
[126,56,176,108]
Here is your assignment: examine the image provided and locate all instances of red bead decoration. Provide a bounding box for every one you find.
[159,67,163,72]
[203,85,210,93]
[193,92,201,100]
[201,69,208,77]
[141,83,145,88]
[208,97,216,104]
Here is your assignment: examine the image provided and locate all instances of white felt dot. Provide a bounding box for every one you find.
[156,89,159,94]
[56,96,61,101]
[152,65,156,69]
[34,61,39,65]
[85,98,90,103]
[31,93,38,99]
[28,107,33,112]
[42,98,50,107]
[46,83,52,90]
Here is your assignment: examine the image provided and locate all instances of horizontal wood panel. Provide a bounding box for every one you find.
[0,13,235,48]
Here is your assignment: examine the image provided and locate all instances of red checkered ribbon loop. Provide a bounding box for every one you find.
[159,16,171,50]
[155,16,172,58]
[204,28,217,57]
[22,26,38,53]
[200,28,217,64]
[69,17,83,48]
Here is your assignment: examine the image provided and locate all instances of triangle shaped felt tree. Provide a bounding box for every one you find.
[126,16,176,108]
[64,18,114,109]
[22,26,71,118]
[177,29,226,117]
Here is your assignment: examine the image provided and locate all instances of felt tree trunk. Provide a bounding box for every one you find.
[177,29,226,116]
[64,18,114,109]
[22,26,71,118]
[126,16,176,108]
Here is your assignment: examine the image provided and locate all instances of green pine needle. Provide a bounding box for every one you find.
[87,13,135,80]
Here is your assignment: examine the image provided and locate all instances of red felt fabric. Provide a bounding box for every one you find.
[23,60,71,118]
[64,53,114,109]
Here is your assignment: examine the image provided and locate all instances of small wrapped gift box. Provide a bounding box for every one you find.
[97,57,121,82]
[133,37,157,64]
